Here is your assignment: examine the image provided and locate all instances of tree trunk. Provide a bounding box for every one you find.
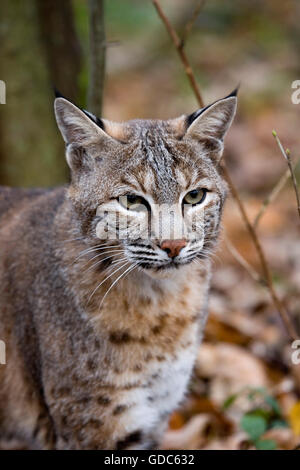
[87,0,106,117]
[0,0,71,187]
[35,0,82,103]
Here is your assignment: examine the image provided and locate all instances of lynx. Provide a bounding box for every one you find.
[0,91,237,449]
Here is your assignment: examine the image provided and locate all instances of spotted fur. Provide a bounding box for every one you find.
[0,92,237,449]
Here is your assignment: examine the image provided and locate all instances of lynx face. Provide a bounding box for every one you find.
[55,93,237,275]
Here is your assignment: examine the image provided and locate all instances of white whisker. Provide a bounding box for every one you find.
[86,249,124,264]
[73,244,122,264]
[96,263,138,314]
[87,261,130,305]
[111,256,128,265]
[84,252,124,273]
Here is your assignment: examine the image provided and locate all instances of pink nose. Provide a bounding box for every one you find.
[160,239,187,258]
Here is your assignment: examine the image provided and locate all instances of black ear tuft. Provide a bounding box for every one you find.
[224,85,240,99]
[82,109,105,130]
[186,105,209,127]
[186,86,240,128]
[54,87,67,99]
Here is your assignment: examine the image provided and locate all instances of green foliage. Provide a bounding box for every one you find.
[255,439,277,450]
[224,387,288,450]
[222,393,239,410]
[241,414,267,441]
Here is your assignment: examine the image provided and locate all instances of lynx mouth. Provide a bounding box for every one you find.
[138,256,196,271]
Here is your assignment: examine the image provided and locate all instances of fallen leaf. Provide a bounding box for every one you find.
[289,402,300,436]
[161,414,212,450]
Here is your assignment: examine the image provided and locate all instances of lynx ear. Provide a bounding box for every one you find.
[54,97,118,171]
[185,91,237,162]
[54,97,113,146]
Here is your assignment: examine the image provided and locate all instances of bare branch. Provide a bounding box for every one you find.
[181,0,206,47]
[152,0,204,108]
[223,166,298,340]
[87,0,106,117]
[254,155,300,229]
[272,130,300,221]
[224,234,265,286]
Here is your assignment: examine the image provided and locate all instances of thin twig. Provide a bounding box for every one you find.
[272,130,300,221]
[152,0,204,108]
[223,166,298,340]
[181,0,206,47]
[224,234,265,286]
[152,0,298,340]
[253,155,300,229]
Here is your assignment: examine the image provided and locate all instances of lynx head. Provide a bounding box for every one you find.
[54,92,237,277]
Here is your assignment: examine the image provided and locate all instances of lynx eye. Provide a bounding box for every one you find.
[183,189,207,206]
[119,194,147,211]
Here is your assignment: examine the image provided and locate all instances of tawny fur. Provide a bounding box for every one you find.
[0,93,236,449]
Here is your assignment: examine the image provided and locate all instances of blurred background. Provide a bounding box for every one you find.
[1,0,300,449]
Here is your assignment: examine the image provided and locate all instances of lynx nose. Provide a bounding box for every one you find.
[160,239,187,258]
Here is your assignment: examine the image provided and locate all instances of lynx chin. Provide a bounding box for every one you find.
[0,90,237,449]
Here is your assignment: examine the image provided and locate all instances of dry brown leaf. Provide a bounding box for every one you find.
[168,411,185,430]
[291,363,300,394]
[196,343,268,390]
[207,309,280,346]
[161,414,212,450]
[201,432,249,450]
[263,427,299,450]
[179,396,234,435]
[195,343,269,420]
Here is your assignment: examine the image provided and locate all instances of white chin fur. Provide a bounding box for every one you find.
[143,264,187,280]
